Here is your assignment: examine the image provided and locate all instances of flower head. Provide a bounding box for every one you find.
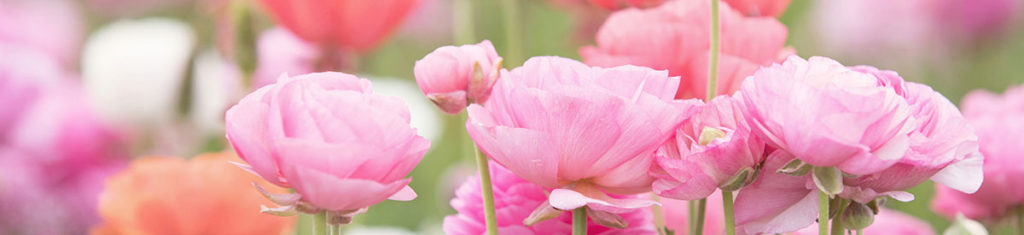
[258,0,420,52]
[414,40,503,114]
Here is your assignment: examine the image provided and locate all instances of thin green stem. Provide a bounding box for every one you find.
[694,198,707,235]
[500,0,523,66]
[1017,205,1023,235]
[452,0,475,44]
[573,208,588,235]
[313,211,327,235]
[723,191,736,235]
[651,195,666,231]
[474,147,499,235]
[688,200,697,235]
[706,0,721,101]
[856,230,863,235]
[831,199,847,235]
[818,190,829,235]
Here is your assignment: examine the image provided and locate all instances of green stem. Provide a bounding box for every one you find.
[452,0,475,44]
[1017,205,1023,235]
[818,190,829,235]
[313,211,327,235]
[831,199,847,235]
[723,191,736,235]
[500,0,523,66]
[857,230,863,235]
[688,200,697,235]
[694,198,707,235]
[651,195,666,231]
[573,207,588,235]
[706,0,721,101]
[474,147,499,235]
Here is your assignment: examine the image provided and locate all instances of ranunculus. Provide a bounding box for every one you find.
[792,208,934,235]
[225,72,428,218]
[414,40,502,114]
[739,56,915,176]
[734,59,983,234]
[932,84,1024,223]
[0,0,82,66]
[652,94,769,200]
[466,56,699,221]
[443,162,655,234]
[580,0,789,99]
[723,0,791,17]
[936,0,1021,43]
[258,0,420,52]
[253,27,320,89]
[92,152,295,235]
[81,18,196,130]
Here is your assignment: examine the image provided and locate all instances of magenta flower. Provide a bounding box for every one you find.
[580,0,789,99]
[414,40,502,114]
[932,84,1024,223]
[466,56,699,220]
[225,72,429,217]
[792,208,934,235]
[444,162,655,234]
[652,94,769,200]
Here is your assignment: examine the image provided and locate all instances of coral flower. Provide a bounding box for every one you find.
[466,56,699,221]
[225,72,428,218]
[92,153,295,235]
[414,40,503,114]
[443,163,654,234]
[932,84,1024,223]
[652,94,769,200]
[580,0,788,99]
[258,0,420,52]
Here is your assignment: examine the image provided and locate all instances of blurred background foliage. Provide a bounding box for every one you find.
[66,0,1024,233]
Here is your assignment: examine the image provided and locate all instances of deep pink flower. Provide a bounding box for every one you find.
[225,72,429,214]
[932,84,1024,223]
[936,0,1020,43]
[652,94,768,200]
[466,56,699,215]
[740,56,915,176]
[443,162,655,235]
[0,0,83,66]
[580,0,788,99]
[792,208,934,235]
[414,40,502,114]
[723,0,791,17]
[258,0,420,52]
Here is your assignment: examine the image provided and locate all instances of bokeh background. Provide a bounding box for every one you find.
[2,0,1023,234]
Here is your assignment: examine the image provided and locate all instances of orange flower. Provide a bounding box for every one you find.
[92,152,294,235]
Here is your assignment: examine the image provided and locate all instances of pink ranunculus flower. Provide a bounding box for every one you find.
[444,162,655,235]
[792,208,935,235]
[252,27,320,88]
[937,0,1021,43]
[932,84,1024,223]
[652,93,769,200]
[580,0,789,99]
[723,0,791,17]
[466,56,700,220]
[225,72,429,217]
[739,56,915,176]
[258,0,420,53]
[414,40,502,114]
[734,61,983,234]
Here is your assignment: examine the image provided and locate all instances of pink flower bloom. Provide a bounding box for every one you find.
[739,56,915,176]
[652,94,769,200]
[258,0,420,53]
[225,72,429,214]
[723,0,791,17]
[414,40,502,114]
[935,0,1020,43]
[661,192,725,235]
[466,56,699,215]
[252,27,320,88]
[580,0,788,99]
[0,44,125,234]
[792,208,935,235]
[0,0,83,66]
[932,84,1024,222]
[444,163,655,235]
[734,59,982,234]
